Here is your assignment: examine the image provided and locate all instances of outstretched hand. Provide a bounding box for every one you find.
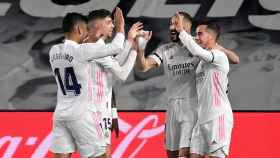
[128,22,143,42]
[114,7,125,33]
[174,12,184,32]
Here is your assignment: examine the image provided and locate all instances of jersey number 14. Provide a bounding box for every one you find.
[54,67,81,95]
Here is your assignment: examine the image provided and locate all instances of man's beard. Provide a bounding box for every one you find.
[170,30,180,42]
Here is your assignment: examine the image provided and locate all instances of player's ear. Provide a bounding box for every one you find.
[76,24,83,37]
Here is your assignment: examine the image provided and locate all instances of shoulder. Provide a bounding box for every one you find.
[212,49,228,59]
[50,43,63,49]
[157,42,176,51]
[79,41,101,48]
[49,43,62,54]
[212,49,229,70]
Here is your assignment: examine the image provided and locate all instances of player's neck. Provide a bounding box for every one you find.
[88,32,105,43]
[65,33,80,44]
[87,36,99,42]
[206,41,217,50]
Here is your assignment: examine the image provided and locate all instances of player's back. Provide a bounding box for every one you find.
[49,40,92,121]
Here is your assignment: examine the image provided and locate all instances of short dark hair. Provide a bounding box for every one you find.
[198,21,220,40]
[62,12,87,33]
[178,11,192,24]
[88,9,112,22]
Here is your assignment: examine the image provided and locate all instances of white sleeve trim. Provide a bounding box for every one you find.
[148,54,162,66]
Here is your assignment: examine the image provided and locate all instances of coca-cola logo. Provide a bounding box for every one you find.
[0,133,52,158]
[113,115,164,158]
[0,113,165,158]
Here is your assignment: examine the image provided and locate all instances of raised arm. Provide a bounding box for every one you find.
[179,30,215,62]
[179,30,229,70]
[80,7,126,61]
[95,50,137,81]
[136,48,159,72]
[80,32,125,60]
[114,40,132,65]
[114,22,143,65]
[135,31,159,72]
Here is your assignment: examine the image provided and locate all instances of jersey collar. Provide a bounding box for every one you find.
[96,38,105,45]
[64,39,79,46]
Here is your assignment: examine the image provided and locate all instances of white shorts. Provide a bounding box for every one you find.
[165,98,197,151]
[50,111,107,158]
[190,114,233,157]
[100,106,112,145]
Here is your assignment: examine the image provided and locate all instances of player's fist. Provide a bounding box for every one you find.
[137,30,152,50]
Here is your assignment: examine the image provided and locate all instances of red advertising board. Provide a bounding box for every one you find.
[0,112,279,158]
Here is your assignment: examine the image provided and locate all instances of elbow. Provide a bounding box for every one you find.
[231,57,240,64]
[112,44,124,55]
[116,71,129,81]
[119,75,128,82]
[115,43,124,52]
[136,62,151,72]
[136,65,149,72]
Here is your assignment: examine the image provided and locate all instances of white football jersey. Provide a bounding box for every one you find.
[178,31,233,123]
[88,40,136,113]
[49,33,125,121]
[88,60,113,113]
[195,50,233,123]
[148,42,200,106]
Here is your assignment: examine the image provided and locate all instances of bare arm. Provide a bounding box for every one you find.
[136,48,158,72]
[135,31,158,72]
[216,44,240,64]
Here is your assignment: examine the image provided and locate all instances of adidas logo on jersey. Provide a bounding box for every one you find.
[211,140,218,145]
